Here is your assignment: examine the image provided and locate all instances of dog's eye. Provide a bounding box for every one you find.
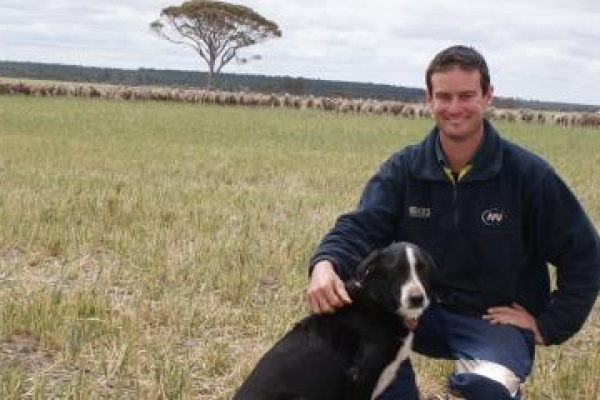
[417,261,431,273]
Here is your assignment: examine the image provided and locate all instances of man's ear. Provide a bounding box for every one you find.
[356,249,381,282]
[425,91,433,109]
[484,85,494,107]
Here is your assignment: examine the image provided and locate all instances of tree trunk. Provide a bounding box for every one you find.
[206,61,216,89]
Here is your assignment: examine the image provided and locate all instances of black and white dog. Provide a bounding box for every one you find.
[234,241,433,400]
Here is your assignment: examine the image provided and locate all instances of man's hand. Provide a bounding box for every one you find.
[306,260,352,314]
[483,302,545,345]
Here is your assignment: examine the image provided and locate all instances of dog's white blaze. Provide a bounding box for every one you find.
[400,246,430,319]
[370,334,414,399]
[371,245,431,399]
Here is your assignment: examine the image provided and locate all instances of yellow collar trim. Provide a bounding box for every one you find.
[443,164,473,184]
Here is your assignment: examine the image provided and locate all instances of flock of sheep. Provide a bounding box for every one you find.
[2,79,600,128]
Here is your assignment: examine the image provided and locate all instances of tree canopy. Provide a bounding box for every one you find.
[151,0,281,87]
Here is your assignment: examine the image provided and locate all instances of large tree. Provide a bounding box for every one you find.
[151,0,281,88]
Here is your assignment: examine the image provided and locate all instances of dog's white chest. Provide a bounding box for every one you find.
[370,333,414,399]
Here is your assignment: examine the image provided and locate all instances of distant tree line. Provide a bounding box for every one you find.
[0,60,597,112]
[0,60,424,102]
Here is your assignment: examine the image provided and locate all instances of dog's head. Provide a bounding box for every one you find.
[355,242,433,320]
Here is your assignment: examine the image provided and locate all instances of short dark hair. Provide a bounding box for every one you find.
[426,45,491,95]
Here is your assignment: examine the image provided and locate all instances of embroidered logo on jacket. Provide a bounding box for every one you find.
[409,206,432,219]
[481,208,507,226]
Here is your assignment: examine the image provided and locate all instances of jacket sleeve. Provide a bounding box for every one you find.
[534,169,600,345]
[309,155,405,280]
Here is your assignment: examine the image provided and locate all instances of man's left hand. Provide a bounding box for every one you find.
[483,303,545,345]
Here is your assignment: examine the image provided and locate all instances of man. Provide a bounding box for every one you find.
[306,45,600,399]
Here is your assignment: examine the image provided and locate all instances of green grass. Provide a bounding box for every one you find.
[0,95,599,399]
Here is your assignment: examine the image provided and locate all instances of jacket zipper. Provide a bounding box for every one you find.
[453,182,459,227]
[443,166,462,228]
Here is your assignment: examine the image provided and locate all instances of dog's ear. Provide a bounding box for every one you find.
[356,248,382,282]
[419,248,436,272]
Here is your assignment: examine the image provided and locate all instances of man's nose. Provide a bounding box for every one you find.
[446,97,462,113]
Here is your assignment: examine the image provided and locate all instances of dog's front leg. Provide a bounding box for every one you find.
[345,342,396,400]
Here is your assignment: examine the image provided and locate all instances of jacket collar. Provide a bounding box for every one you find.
[410,119,504,182]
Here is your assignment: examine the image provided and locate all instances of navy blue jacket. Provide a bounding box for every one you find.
[310,120,600,345]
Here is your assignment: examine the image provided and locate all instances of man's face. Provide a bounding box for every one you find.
[427,67,493,141]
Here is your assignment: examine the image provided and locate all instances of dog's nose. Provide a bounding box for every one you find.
[408,293,425,308]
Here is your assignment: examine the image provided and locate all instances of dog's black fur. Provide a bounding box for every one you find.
[233,242,433,400]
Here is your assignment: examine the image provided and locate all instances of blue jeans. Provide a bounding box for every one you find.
[377,304,535,399]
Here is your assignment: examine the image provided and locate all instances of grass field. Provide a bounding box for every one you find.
[0,95,599,399]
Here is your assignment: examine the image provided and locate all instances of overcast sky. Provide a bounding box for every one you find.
[1,0,600,106]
